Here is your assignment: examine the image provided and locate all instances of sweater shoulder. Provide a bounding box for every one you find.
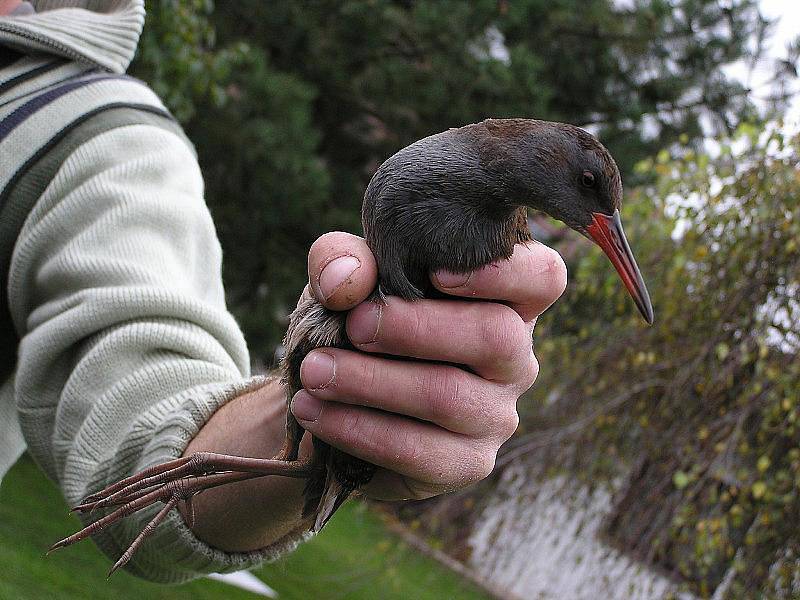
[0,70,189,381]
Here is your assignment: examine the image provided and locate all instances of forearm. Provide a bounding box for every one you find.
[179,376,313,551]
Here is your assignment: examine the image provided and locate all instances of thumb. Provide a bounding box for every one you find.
[307,231,378,311]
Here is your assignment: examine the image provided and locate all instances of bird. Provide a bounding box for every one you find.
[49,118,653,575]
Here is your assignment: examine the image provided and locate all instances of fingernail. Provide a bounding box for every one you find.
[434,270,471,289]
[319,256,361,300]
[291,391,323,422]
[302,352,335,390]
[347,301,382,345]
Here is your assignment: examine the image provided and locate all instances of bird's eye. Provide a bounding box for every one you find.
[581,171,596,188]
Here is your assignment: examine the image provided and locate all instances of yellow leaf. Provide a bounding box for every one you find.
[752,481,767,499]
[757,456,771,473]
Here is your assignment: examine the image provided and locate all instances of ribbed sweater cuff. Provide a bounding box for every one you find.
[89,375,313,583]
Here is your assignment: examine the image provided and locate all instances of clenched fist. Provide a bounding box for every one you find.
[293,231,566,500]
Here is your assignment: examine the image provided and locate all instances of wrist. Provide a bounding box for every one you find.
[178,376,311,551]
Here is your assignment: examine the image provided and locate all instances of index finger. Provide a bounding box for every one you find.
[430,242,567,322]
[308,231,378,311]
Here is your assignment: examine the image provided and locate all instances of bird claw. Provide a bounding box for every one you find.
[50,452,314,575]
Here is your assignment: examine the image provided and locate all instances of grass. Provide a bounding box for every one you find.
[0,454,488,600]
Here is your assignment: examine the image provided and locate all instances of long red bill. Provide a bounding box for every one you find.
[585,209,654,325]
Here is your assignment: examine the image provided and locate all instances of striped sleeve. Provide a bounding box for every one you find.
[0,73,183,381]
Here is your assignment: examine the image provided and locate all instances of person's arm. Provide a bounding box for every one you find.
[180,232,567,551]
[9,123,292,582]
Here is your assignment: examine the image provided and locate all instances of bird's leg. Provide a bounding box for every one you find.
[281,411,305,462]
[50,452,314,573]
[73,452,310,512]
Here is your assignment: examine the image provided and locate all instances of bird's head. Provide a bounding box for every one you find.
[363,119,654,324]
[475,119,654,324]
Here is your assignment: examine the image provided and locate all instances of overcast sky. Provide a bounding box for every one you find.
[609,0,800,126]
[728,0,800,124]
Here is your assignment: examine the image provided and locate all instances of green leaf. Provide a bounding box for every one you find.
[673,471,690,490]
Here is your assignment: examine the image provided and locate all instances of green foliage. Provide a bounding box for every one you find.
[133,0,247,122]
[518,124,800,597]
[130,0,786,359]
[184,51,332,354]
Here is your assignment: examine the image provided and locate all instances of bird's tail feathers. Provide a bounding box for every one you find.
[309,468,352,533]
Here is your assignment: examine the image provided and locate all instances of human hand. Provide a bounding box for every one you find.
[292,231,567,500]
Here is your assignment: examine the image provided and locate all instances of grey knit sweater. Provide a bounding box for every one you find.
[0,0,305,582]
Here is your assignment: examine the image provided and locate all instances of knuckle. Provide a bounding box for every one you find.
[464,447,496,483]
[324,405,373,451]
[483,399,520,441]
[480,304,527,362]
[517,351,540,391]
[396,427,424,467]
[498,408,520,442]
[416,439,496,490]
[363,414,428,471]
[541,246,568,301]
[418,368,464,423]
